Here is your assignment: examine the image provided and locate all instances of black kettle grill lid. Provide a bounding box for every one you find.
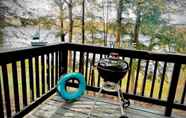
[98,58,128,71]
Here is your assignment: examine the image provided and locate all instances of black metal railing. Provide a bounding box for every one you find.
[65,43,186,117]
[0,43,68,117]
[0,43,186,118]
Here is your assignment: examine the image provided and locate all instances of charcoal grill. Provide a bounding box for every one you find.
[88,55,129,118]
[97,58,128,83]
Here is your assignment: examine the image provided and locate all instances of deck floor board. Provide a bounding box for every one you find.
[25,93,184,118]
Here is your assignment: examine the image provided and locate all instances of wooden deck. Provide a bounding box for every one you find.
[25,93,184,118]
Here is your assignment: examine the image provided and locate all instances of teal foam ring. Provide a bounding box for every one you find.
[57,72,86,101]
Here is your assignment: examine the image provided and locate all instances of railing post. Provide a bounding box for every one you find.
[165,63,181,116]
[60,47,68,75]
[79,52,84,73]
[0,76,4,118]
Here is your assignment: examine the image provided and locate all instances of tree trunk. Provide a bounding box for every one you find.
[115,31,121,48]
[103,0,109,47]
[131,10,141,92]
[68,1,73,69]
[69,3,73,43]
[105,0,109,47]
[82,0,85,44]
[102,0,106,46]
[134,9,141,47]
[0,2,6,45]
[60,6,65,42]
[79,0,85,73]
[115,0,122,48]
[91,31,94,44]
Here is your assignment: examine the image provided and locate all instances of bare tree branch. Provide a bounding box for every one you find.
[64,0,70,5]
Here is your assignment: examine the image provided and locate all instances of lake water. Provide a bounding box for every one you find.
[0,26,174,81]
[1,26,60,48]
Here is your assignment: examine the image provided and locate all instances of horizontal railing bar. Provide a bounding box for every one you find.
[66,43,186,64]
[0,43,66,65]
[0,43,65,54]
[55,82,186,111]
[172,103,186,111]
[67,83,168,106]
[13,88,56,118]
[1,43,186,65]
[1,43,186,64]
[66,82,186,113]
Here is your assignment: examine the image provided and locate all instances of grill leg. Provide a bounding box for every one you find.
[117,84,128,118]
[88,86,103,118]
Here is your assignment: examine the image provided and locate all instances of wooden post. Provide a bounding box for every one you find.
[79,52,84,73]
[165,63,181,116]
[61,47,68,75]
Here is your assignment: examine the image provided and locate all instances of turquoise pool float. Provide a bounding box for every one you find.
[57,72,86,101]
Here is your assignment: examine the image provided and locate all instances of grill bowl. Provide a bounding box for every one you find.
[97,58,129,83]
